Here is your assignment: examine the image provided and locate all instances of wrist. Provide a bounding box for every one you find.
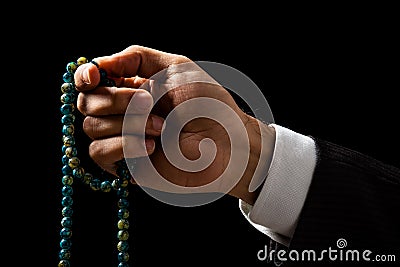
[228,115,276,205]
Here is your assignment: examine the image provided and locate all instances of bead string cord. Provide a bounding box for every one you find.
[59,57,132,267]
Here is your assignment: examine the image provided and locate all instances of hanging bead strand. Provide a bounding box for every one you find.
[58,57,132,267]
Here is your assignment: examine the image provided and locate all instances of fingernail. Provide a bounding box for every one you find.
[82,65,91,84]
[151,116,164,131]
[145,139,155,152]
[134,91,153,112]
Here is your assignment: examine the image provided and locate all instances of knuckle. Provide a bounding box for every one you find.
[83,116,101,139]
[76,93,88,115]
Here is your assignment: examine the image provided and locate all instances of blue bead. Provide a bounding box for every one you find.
[62,155,69,165]
[118,263,129,267]
[103,78,116,86]
[61,196,73,207]
[117,168,130,179]
[61,114,75,125]
[63,72,74,83]
[100,180,112,192]
[59,249,71,260]
[61,217,72,228]
[62,165,73,175]
[99,68,108,79]
[60,228,72,238]
[60,238,71,249]
[62,124,74,135]
[118,198,129,208]
[73,167,85,180]
[62,207,73,217]
[118,252,129,262]
[117,188,129,198]
[62,185,73,196]
[60,104,75,115]
[90,179,101,191]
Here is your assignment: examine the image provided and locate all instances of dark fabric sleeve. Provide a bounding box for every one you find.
[287,138,400,265]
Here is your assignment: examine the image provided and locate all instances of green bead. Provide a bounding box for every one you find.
[61,83,75,94]
[112,178,122,189]
[117,240,129,252]
[62,175,73,186]
[117,230,129,241]
[58,259,70,267]
[120,178,129,188]
[62,136,75,146]
[77,57,88,66]
[73,167,85,179]
[68,157,80,168]
[118,208,130,219]
[117,219,129,230]
[64,146,77,158]
[61,93,76,104]
[82,172,93,185]
[66,62,78,73]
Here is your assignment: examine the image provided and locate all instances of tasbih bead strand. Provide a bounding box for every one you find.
[58,57,132,267]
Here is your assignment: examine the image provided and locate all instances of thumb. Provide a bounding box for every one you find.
[74,45,190,91]
[111,45,191,78]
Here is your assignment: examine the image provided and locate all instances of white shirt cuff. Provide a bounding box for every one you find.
[239,124,317,246]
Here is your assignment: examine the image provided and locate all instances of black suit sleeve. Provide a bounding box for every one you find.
[288,138,400,264]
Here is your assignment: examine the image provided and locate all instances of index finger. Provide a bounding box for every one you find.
[74,45,190,91]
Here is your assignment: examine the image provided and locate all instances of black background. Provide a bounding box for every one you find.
[24,5,398,267]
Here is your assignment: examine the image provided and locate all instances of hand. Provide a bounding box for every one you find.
[74,45,275,205]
